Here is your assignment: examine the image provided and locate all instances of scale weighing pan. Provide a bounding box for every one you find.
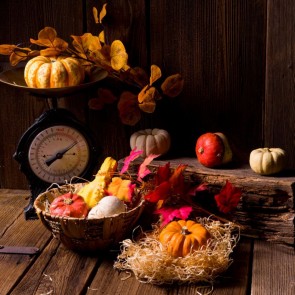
[0,66,108,97]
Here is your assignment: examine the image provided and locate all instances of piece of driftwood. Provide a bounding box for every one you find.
[125,157,295,247]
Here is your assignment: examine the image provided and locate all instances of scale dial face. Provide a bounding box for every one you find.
[28,125,90,183]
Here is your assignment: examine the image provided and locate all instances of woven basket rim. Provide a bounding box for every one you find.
[34,182,145,222]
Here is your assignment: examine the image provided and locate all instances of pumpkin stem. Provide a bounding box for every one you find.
[181,226,190,235]
[63,198,73,205]
[198,147,204,154]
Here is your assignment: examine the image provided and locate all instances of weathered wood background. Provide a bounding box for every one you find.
[0,0,294,189]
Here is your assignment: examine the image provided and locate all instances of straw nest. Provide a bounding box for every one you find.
[114,217,240,285]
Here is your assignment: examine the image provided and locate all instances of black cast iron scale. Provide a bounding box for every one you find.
[0,66,107,220]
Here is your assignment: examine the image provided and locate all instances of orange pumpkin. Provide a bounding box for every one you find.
[24,56,85,88]
[159,220,210,257]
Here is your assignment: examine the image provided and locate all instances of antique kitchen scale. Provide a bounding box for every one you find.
[0,66,108,220]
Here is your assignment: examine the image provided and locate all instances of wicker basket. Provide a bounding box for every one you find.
[34,183,145,253]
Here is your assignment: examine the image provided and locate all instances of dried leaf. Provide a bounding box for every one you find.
[98,31,105,44]
[110,40,128,71]
[93,7,99,24]
[161,73,184,97]
[155,206,192,226]
[150,65,161,85]
[214,180,242,214]
[9,51,28,66]
[128,67,149,88]
[137,154,160,180]
[39,47,62,57]
[88,88,117,110]
[121,147,143,174]
[138,85,159,113]
[118,91,141,125]
[99,3,107,23]
[0,44,16,55]
[107,177,135,202]
[71,33,101,58]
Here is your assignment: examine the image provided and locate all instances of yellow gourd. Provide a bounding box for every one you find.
[159,220,210,257]
[249,148,286,175]
[78,157,118,208]
[130,128,171,158]
[24,56,85,88]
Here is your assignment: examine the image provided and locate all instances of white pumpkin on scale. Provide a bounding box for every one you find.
[130,128,171,158]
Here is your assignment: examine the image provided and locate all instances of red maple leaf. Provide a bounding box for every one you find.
[155,206,192,226]
[144,181,171,202]
[154,162,171,185]
[214,180,242,214]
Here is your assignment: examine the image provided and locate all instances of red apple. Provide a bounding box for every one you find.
[195,132,233,168]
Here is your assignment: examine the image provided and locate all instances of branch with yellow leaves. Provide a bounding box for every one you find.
[0,3,184,125]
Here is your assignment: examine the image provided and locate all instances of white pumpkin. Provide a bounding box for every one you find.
[87,195,126,219]
[249,148,286,175]
[130,128,171,158]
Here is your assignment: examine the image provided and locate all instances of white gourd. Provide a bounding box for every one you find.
[87,196,126,219]
[130,128,171,158]
[249,148,286,175]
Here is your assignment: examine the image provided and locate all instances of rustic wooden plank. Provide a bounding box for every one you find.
[265,0,295,168]
[0,217,52,294]
[251,240,295,295]
[10,238,61,295]
[0,189,30,235]
[149,0,266,162]
[29,244,101,295]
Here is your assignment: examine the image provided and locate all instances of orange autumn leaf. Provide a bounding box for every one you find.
[99,3,107,23]
[150,65,162,85]
[9,47,36,66]
[98,31,105,44]
[118,91,141,125]
[71,33,102,59]
[138,85,159,113]
[93,7,99,23]
[161,73,184,97]
[0,44,16,55]
[128,67,149,88]
[110,40,128,71]
[30,27,68,52]
[107,177,135,202]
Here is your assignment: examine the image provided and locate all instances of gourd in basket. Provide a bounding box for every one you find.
[34,156,146,253]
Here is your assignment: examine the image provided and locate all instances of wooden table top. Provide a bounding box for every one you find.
[0,189,294,295]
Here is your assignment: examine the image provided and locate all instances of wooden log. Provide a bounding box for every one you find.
[125,157,295,246]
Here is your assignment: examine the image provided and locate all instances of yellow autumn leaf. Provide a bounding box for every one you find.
[150,64,161,85]
[110,40,128,71]
[93,7,99,23]
[71,33,102,59]
[99,3,107,23]
[39,47,62,57]
[138,85,159,113]
[161,73,184,97]
[98,31,105,44]
[9,50,29,66]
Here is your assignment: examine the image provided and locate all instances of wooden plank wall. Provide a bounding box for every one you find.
[0,0,293,190]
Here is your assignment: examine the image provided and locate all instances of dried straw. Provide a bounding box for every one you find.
[114,217,240,285]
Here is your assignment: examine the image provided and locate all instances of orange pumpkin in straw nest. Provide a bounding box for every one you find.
[159,219,211,257]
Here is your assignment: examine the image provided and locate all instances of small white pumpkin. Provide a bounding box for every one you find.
[249,148,286,175]
[130,128,171,158]
[87,195,126,219]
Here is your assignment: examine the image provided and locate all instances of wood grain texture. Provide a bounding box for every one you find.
[149,0,266,159]
[265,0,295,169]
[251,240,295,295]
